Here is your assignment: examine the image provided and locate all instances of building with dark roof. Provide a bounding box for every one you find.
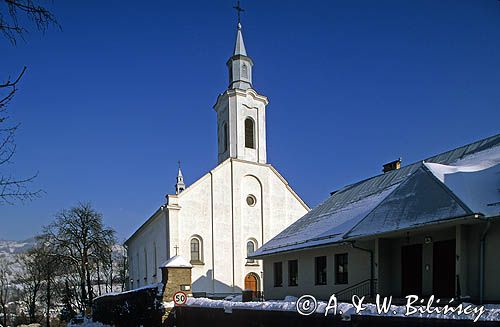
[250,134,500,303]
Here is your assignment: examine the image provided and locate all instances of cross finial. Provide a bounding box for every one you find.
[233,0,244,24]
[174,245,179,256]
[178,160,181,170]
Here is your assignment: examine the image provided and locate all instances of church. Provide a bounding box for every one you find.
[125,22,309,297]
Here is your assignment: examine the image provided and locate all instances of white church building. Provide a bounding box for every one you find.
[125,23,309,297]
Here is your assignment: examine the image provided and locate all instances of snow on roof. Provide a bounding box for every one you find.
[424,146,500,217]
[160,255,192,268]
[345,167,472,239]
[252,134,500,258]
[251,184,398,257]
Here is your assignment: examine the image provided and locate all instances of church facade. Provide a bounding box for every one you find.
[125,23,309,297]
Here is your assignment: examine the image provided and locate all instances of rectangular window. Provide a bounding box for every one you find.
[315,256,327,285]
[335,253,348,285]
[273,262,283,287]
[288,260,298,286]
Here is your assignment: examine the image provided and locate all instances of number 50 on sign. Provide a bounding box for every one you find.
[173,291,187,306]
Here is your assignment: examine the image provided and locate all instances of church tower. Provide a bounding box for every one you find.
[214,22,269,164]
[175,162,185,194]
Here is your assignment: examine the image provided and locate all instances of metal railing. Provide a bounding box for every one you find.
[336,279,377,302]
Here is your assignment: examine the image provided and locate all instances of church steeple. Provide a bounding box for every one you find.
[227,23,253,90]
[213,3,268,164]
[175,161,186,194]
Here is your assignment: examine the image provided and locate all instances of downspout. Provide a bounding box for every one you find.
[479,220,491,304]
[210,171,216,297]
[351,242,375,298]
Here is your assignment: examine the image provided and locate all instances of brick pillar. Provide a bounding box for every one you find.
[161,266,193,302]
[160,256,193,326]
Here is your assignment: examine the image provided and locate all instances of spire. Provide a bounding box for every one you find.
[227,22,253,90]
[233,23,247,56]
[175,161,185,194]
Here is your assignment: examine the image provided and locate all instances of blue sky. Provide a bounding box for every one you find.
[1,0,499,242]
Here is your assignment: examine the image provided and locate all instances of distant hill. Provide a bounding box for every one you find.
[0,238,126,284]
[0,238,37,281]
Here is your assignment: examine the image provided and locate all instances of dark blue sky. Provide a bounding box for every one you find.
[1,0,499,241]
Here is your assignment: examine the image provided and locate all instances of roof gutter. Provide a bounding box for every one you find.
[249,241,352,260]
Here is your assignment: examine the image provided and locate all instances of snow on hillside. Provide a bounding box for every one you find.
[0,238,36,281]
[0,238,126,284]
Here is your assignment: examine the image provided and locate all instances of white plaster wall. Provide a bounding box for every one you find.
[126,210,167,289]
[263,243,372,301]
[126,158,308,295]
[174,170,215,294]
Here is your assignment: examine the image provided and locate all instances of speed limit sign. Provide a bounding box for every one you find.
[173,291,187,306]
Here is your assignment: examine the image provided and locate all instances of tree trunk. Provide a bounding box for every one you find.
[109,254,113,293]
[1,306,7,327]
[86,262,92,305]
[97,262,101,296]
[46,276,51,327]
[80,269,87,309]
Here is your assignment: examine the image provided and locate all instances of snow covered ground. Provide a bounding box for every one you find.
[66,317,112,327]
[179,297,500,322]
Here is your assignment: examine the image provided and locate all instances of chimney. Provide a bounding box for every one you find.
[383,158,401,173]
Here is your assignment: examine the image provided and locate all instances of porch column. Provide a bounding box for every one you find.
[456,225,469,297]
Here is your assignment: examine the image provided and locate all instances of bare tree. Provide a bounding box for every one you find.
[0,0,59,45]
[116,246,128,292]
[43,203,116,311]
[0,67,44,205]
[1,0,58,204]
[17,247,44,323]
[0,258,11,327]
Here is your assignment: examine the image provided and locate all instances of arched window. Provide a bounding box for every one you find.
[247,240,257,264]
[223,122,228,152]
[190,236,203,264]
[242,64,248,79]
[245,118,255,149]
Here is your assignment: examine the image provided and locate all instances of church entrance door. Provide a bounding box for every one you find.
[244,273,258,295]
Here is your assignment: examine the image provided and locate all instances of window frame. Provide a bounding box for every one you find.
[223,122,228,153]
[190,236,204,265]
[314,256,327,285]
[244,118,255,149]
[335,253,348,285]
[246,239,257,264]
[288,259,298,287]
[273,262,283,287]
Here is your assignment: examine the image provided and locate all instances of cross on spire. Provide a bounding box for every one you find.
[233,0,244,24]
[174,245,179,256]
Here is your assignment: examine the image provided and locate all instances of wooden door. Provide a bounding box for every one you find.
[244,274,258,293]
[433,239,456,298]
[401,244,423,296]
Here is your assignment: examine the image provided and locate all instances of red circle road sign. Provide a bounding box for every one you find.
[173,291,187,306]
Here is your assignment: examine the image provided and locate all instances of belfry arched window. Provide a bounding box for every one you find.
[190,236,203,264]
[245,118,255,149]
[242,64,248,79]
[223,122,228,153]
